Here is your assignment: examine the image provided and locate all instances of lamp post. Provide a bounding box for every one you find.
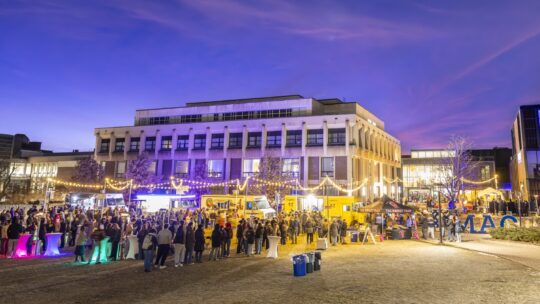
[534,194,539,217]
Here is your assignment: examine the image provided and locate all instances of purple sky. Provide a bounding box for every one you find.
[1,0,540,152]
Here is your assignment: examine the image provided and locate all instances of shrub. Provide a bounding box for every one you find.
[489,228,540,244]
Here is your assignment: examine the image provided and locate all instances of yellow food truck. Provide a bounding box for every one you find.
[201,194,277,224]
[282,195,367,225]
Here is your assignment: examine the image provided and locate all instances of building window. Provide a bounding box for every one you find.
[247,132,262,148]
[116,161,126,178]
[328,128,346,145]
[321,157,334,177]
[286,130,302,147]
[145,137,156,151]
[148,116,170,125]
[161,136,172,150]
[267,131,281,147]
[99,139,110,153]
[177,135,189,150]
[193,134,206,150]
[481,165,491,181]
[129,138,140,152]
[148,160,157,174]
[229,133,243,149]
[174,160,189,178]
[211,134,225,149]
[307,129,323,146]
[114,138,125,152]
[207,159,224,178]
[282,158,300,177]
[243,159,260,177]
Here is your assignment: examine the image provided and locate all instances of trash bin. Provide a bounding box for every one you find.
[306,252,315,273]
[313,251,321,271]
[292,254,307,277]
[351,232,358,242]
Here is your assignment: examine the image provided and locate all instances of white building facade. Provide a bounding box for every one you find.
[94,95,401,200]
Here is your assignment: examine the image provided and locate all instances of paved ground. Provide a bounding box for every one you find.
[1,239,539,304]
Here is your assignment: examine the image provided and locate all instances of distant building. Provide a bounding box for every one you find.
[0,133,46,159]
[401,148,503,201]
[0,133,92,202]
[94,95,401,200]
[510,105,540,200]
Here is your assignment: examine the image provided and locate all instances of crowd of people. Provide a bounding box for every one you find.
[0,205,353,273]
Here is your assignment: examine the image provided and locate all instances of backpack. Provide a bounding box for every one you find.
[142,234,154,250]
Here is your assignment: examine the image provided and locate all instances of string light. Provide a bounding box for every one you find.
[461,176,498,185]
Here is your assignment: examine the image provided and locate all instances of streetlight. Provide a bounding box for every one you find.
[534,194,539,217]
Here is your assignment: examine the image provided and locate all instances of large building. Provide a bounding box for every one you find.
[94,95,401,201]
[510,105,540,200]
[402,148,503,201]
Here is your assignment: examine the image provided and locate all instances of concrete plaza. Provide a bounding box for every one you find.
[0,239,538,304]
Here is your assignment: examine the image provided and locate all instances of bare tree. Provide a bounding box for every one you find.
[250,156,291,207]
[125,153,160,190]
[437,135,477,208]
[0,159,16,202]
[72,156,104,183]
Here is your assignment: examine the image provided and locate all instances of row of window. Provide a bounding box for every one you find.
[99,129,346,153]
[111,157,336,179]
[137,109,294,126]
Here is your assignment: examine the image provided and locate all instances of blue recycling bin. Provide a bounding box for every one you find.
[351,232,358,242]
[292,254,307,277]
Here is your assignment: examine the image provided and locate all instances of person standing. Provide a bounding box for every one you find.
[74,224,87,263]
[290,216,299,244]
[427,216,435,239]
[330,220,339,246]
[305,219,314,244]
[142,229,158,272]
[224,222,233,257]
[236,220,244,254]
[1,220,10,256]
[340,220,348,244]
[88,223,106,264]
[209,224,221,261]
[173,221,186,268]
[185,222,195,265]
[109,223,121,261]
[136,223,148,260]
[245,224,255,256]
[7,218,23,258]
[194,225,205,263]
[155,224,172,269]
[454,215,462,243]
[255,222,263,254]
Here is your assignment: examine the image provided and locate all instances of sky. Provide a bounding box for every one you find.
[1,0,540,152]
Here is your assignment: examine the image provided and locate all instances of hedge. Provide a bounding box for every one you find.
[489,227,540,244]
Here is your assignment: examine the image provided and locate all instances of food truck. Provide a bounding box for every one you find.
[66,192,125,209]
[201,195,276,221]
[282,195,367,225]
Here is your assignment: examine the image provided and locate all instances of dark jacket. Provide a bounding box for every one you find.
[8,223,23,239]
[185,227,195,251]
[211,229,221,248]
[194,228,205,252]
[173,225,185,244]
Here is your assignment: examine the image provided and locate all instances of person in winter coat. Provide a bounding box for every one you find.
[209,224,221,261]
[155,224,172,269]
[173,221,186,267]
[108,223,121,261]
[279,221,288,245]
[194,225,205,263]
[142,229,158,272]
[38,218,48,254]
[340,220,348,244]
[305,219,314,244]
[245,224,255,256]
[74,224,87,263]
[330,220,339,246]
[255,222,263,254]
[236,220,244,254]
[136,223,148,260]
[184,222,195,265]
[88,224,106,264]
[224,222,233,257]
[263,222,271,250]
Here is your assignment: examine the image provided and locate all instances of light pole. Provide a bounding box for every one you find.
[534,194,539,217]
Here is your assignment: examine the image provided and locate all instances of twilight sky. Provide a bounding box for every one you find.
[1,0,540,152]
